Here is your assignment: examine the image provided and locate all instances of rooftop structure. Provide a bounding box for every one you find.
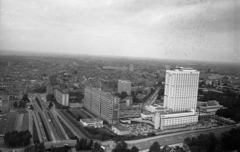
[80,118,103,128]
[197,100,224,115]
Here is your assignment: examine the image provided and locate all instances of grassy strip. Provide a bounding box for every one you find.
[35,97,43,110]
[32,117,39,142]
[65,109,78,119]
[16,114,24,131]
[22,113,29,131]
[6,113,17,133]
[58,116,75,139]
[38,112,51,141]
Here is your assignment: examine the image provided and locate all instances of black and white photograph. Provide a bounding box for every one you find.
[0,0,240,152]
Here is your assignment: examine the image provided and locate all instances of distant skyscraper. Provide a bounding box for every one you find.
[118,80,131,95]
[129,64,134,72]
[164,67,199,112]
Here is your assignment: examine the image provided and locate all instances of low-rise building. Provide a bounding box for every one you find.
[112,124,130,135]
[154,109,198,130]
[79,118,103,128]
[197,100,224,115]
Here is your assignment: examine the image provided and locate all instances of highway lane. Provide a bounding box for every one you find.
[33,107,48,142]
[29,98,44,142]
[47,111,66,140]
[36,95,59,141]
[50,107,69,140]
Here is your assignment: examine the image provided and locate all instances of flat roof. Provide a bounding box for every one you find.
[118,79,131,83]
[80,118,103,123]
[142,111,154,115]
[112,124,130,132]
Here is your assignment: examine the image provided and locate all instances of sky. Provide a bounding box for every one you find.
[0,0,240,63]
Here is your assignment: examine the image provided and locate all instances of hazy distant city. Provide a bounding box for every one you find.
[0,0,240,152]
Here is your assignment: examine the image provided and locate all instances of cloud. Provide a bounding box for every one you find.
[0,0,239,63]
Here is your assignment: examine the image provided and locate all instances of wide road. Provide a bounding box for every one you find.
[50,105,69,140]
[28,97,44,142]
[144,87,161,106]
[126,125,237,151]
[36,95,59,141]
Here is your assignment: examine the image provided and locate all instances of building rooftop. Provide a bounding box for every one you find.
[122,96,133,100]
[142,110,154,115]
[169,67,198,72]
[80,118,103,123]
[118,79,131,83]
[197,100,223,108]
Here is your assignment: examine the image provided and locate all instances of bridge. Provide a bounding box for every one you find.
[44,140,76,149]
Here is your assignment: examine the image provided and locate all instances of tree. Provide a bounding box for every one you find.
[130,146,139,152]
[120,91,128,99]
[48,101,53,109]
[92,142,101,152]
[99,148,105,152]
[4,130,32,147]
[13,101,18,107]
[22,94,29,102]
[19,100,26,108]
[149,142,161,152]
[88,139,93,149]
[112,141,130,152]
[46,94,55,101]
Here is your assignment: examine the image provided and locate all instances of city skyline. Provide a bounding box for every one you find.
[0,0,240,63]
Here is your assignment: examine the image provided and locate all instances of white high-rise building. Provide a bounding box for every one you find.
[164,67,200,112]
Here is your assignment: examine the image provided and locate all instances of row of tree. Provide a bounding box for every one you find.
[13,93,30,108]
[112,141,139,152]
[4,130,32,147]
[75,138,93,151]
[13,100,26,108]
[24,141,45,152]
[184,127,240,152]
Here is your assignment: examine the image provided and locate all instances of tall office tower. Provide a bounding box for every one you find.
[84,86,120,124]
[129,64,134,72]
[118,80,131,95]
[164,67,199,112]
